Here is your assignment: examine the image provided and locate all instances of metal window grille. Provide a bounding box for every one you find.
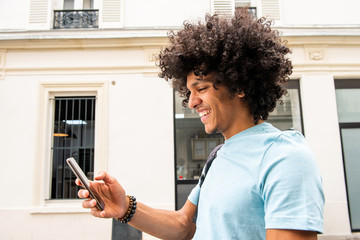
[51,96,96,199]
[53,9,99,29]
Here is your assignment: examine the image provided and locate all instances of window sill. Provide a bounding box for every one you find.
[30,200,90,214]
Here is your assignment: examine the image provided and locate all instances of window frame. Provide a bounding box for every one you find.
[32,82,108,213]
[268,79,305,135]
[335,79,360,232]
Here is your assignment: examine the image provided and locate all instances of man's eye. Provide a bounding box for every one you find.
[198,87,207,92]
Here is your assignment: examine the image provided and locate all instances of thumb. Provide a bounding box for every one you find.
[95,171,116,184]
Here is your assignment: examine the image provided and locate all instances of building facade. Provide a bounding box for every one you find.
[0,0,360,239]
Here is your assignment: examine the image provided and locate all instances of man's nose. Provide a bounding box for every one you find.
[188,93,201,109]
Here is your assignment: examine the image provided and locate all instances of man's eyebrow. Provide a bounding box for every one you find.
[189,78,210,87]
[190,81,200,87]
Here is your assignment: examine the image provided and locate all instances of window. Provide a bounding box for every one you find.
[51,97,96,199]
[63,0,94,10]
[174,80,303,209]
[235,0,257,18]
[335,79,360,231]
[53,0,98,29]
[212,0,257,17]
[34,82,107,210]
[83,0,94,9]
[64,0,75,10]
[267,80,303,133]
[211,0,281,23]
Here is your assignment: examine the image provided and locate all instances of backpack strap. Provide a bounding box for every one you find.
[199,143,223,187]
[193,143,223,223]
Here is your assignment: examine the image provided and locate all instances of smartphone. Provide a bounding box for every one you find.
[66,157,105,211]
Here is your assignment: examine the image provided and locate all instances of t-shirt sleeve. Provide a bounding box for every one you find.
[259,132,325,233]
[188,183,201,206]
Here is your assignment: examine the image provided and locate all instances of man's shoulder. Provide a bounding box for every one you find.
[263,129,316,167]
[258,123,307,147]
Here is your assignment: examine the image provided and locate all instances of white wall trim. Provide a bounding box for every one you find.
[0,49,6,79]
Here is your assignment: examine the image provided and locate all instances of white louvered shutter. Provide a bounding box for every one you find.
[212,0,235,15]
[261,0,280,20]
[28,0,51,29]
[100,0,122,28]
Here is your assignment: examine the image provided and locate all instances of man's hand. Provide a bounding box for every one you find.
[77,172,196,240]
[76,171,129,219]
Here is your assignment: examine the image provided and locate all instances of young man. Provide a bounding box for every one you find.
[77,9,324,240]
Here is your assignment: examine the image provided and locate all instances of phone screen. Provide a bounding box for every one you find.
[66,157,105,211]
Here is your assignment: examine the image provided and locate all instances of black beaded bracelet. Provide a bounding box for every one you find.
[115,195,137,224]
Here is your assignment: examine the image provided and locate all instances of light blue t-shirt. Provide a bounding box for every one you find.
[188,122,324,240]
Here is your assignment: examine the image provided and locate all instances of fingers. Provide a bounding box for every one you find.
[94,171,106,181]
[90,207,106,218]
[75,178,83,187]
[78,188,89,199]
[82,200,106,218]
[82,198,97,208]
[76,171,117,187]
[79,192,106,218]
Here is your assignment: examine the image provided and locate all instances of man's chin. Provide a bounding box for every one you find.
[204,126,218,135]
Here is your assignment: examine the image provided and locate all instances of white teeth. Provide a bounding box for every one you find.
[199,109,211,117]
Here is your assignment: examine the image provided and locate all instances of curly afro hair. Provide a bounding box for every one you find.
[158,8,293,124]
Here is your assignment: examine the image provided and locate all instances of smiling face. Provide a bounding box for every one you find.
[186,72,256,140]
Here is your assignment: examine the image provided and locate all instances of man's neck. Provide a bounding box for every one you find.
[222,119,264,140]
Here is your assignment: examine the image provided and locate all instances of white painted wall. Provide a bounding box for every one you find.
[0,0,28,30]
[300,74,351,234]
[107,73,175,207]
[0,75,40,208]
[123,0,210,27]
[281,0,360,26]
